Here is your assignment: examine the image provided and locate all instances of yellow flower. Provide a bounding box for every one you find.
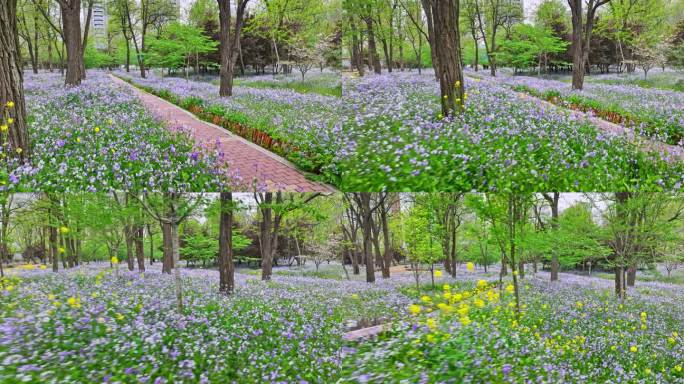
[409,304,422,315]
[58,247,66,254]
[505,284,515,294]
[39,265,47,270]
[460,316,472,326]
[476,280,487,289]
[443,291,452,300]
[610,345,617,351]
[645,368,652,375]
[668,337,676,344]
[630,345,638,353]
[59,226,69,234]
[0,125,7,132]
[48,294,56,300]
[673,331,679,338]
[426,318,437,330]
[466,262,475,272]
[107,119,113,125]
[351,293,359,299]
[454,80,460,87]
[94,126,100,133]
[675,365,682,372]
[7,118,14,125]
[5,285,14,292]
[115,313,124,320]
[434,270,442,278]
[437,113,443,119]
[576,301,584,310]
[91,292,99,299]
[15,147,22,154]
[66,296,81,308]
[474,298,485,308]
[111,256,119,264]
[442,284,451,291]
[53,301,61,307]
[6,101,15,108]
[76,137,81,143]
[426,334,436,343]
[420,295,432,304]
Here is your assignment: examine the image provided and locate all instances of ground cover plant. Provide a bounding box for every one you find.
[0,263,412,383]
[3,72,231,192]
[229,72,342,97]
[495,74,684,146]
[118,72,347,181]
[341,274,684,383]
[338,72,684,191]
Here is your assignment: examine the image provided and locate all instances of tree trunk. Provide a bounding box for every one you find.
[260,192,274,281]
[365,12,381,75]
[218,192,234,294]
[218,0,249,97]
[429,0,465,116]
[135,226,145,272]
[49,225,58,272]
[59,0,83,86]
[161,221,173,274]
[360,193,375,283]
[170,220,183,312]
[1,0,30,160]
[125,226,135,271]
[626,265,636,286]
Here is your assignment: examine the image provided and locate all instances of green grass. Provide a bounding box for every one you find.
[230,73,342,97]
[590,73,684,93]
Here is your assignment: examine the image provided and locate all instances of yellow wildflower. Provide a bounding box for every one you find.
[15,147,22,154]
[505,284,515,294]
[6,101,15,108]
[40,265,47,270]
[111,256,119,264]
[115,313,124,320]
[426,318,437,330]
[420,295,432,304]
[409,304,421,315]
[7,118,14,125]
[442,284,451,291]
[351,293,359,299]
[0,125,7,132]
[460,316,472,326]
[5,285,14,292]
[59,226,69,234]
[58,247,66,254]
[476,280,487,289]
[466,262,475,271]
[675,365,682,372]
[94,126,100,133]
[434,270,442,278]
[630,346,638,353]
[474,298,485,308]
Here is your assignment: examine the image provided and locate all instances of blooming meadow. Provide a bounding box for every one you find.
[2,263,683,383]
[342,273,684,383]
[4,72,232,192]
[0,263,411,383]
[118,70,684,191]
[118,72,347,181]
[339,72,684,191]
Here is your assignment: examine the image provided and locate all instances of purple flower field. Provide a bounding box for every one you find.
[4,72,233,192]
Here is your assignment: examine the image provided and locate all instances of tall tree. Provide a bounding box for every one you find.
[218,192,235,294]
[1,0,30,160]
[567,0,611,90]
[217,0,250,96]
[55,0,83,85]
[422,0,465,117]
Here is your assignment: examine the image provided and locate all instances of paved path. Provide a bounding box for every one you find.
[110,75,335,192]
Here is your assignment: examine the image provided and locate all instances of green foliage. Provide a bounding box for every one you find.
[497,24,569,71]
[146,22,218,71]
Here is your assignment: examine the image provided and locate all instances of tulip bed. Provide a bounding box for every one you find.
[4,72,231,192]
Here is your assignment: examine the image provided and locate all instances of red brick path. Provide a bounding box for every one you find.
[111,75,335,192]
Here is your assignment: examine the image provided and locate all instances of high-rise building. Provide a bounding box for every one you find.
[91,1,107,50]
[82,0,107,50]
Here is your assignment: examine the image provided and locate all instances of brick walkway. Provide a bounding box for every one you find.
[110,75,335,192]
